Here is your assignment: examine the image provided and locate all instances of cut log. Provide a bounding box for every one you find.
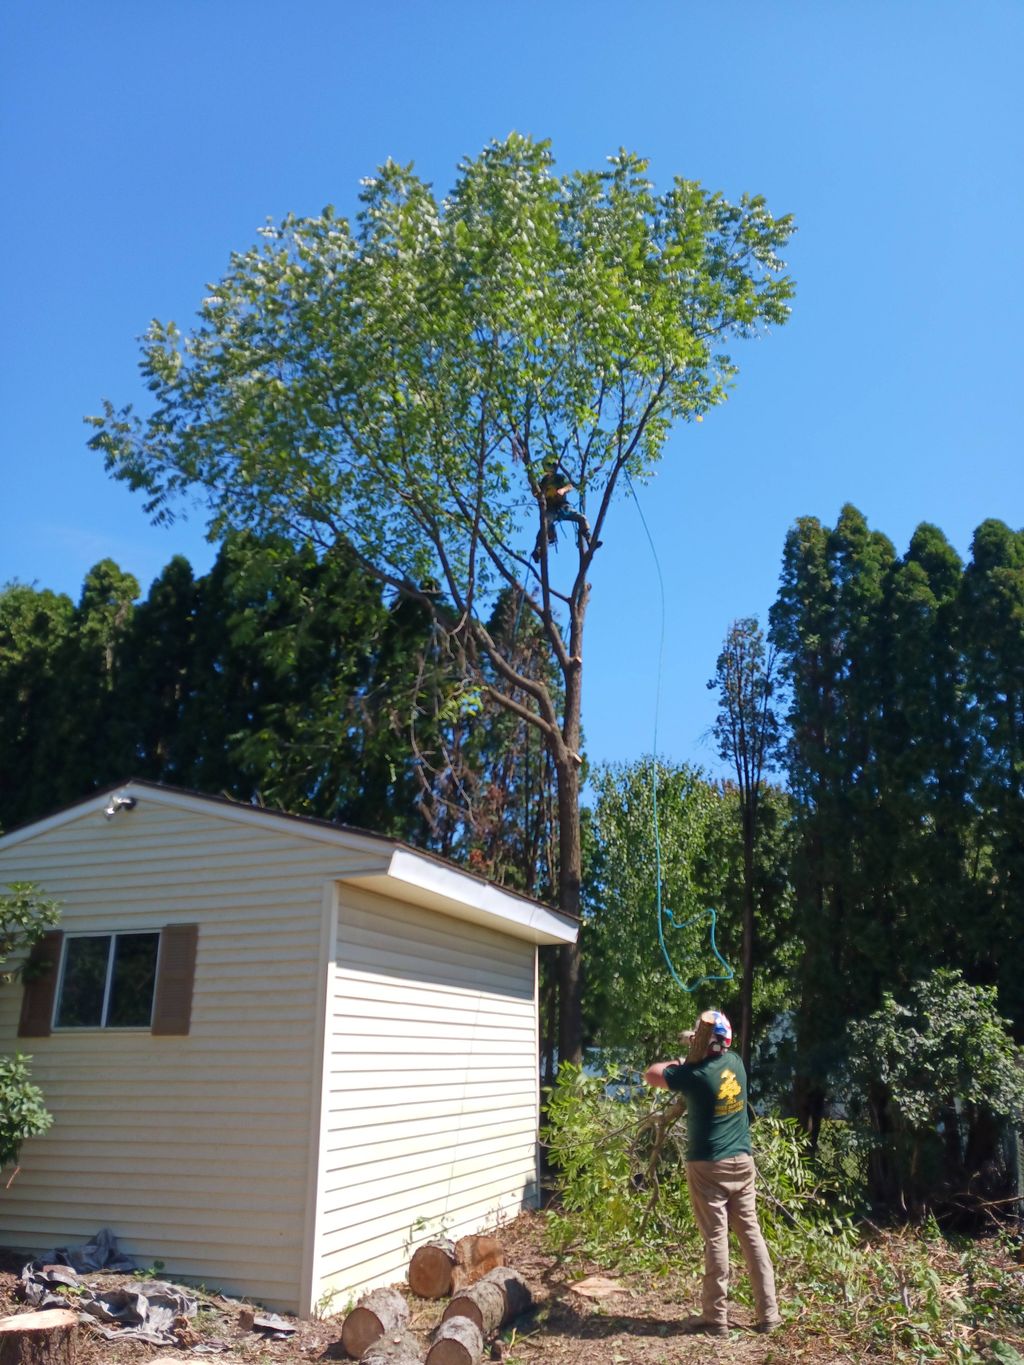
[685,1013,716,1063]
[442,1267,531,1337]
[426,1316,483,1365]
[408,1239,456,1298]
[409,1236,502,1298]
[441,1281,504,1335]
[340,1287,409,1359]
[451,1237,503,1293]
[0,1308,79,1365]
[361,1330,423,1365]
[479,1268,532,1322]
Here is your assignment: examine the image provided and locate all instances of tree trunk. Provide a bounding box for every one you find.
[340,1288,409,1359]
[426,1318,483,1365]
[556,755,582,1066]
[740,804,755,1076]
[0,1309,79,1365]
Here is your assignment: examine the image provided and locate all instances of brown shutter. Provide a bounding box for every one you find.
[151,923,198,1036]
[18,930,64,1038]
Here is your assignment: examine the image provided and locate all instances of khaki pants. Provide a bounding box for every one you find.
[686,1154,779,1328]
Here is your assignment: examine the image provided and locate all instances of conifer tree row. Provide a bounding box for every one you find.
[0,535,558,902]
[768,504,1024,1203]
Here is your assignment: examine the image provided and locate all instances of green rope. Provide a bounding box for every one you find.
[623,469,734,994]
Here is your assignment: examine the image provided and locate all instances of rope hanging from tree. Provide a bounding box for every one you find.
[624,469,735,995]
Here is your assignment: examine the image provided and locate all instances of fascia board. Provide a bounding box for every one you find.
[339,847,579,946]
[0,793,115,851]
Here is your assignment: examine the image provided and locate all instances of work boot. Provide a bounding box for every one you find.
[679,1316,728,1337]
[754,1314,783,1333]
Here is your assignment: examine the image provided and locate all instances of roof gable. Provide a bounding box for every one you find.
[0,779,577,947]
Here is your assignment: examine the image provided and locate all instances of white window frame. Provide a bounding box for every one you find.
[53,930,161,1030]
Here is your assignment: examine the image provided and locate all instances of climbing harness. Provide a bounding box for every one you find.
[623,469,734,995]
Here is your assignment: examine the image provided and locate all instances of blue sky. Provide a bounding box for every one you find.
[2,1,1022,773]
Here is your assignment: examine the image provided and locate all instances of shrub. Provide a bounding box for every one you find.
[0,1053,53,1170]
[0,881,61,1173]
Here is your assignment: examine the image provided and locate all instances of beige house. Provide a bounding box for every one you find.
[0,780,576,1314]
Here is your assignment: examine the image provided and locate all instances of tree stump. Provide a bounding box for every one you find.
[340,1287,409,1359]
[0,1309,79,1365]
[441,1281,504,1335]
[409,1236,503,1299]
[479,1268,531,1322]
[361,1330,423,1365]
[426,1316,483,1365]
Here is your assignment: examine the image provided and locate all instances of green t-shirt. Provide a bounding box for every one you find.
[664,1051,751,1162]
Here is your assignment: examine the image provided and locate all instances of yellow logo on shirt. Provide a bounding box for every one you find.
[718,1069,741,1102]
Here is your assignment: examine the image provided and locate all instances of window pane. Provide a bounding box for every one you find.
[107,933,160,1028]
[56,936,110,1027]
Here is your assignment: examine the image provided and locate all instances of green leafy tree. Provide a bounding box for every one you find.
[584,761,798,1079]
[89,135,795,1061]
[0,882,60,1174]
[708,616,780,1073]
[847,970,1024,1218]
[584,760,733,1062]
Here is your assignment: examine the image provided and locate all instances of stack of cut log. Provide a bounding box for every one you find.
[337,1235,532,1365]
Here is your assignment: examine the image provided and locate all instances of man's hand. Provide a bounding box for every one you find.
[644,1059,683,1089]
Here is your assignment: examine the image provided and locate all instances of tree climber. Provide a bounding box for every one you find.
[532,464,591,561]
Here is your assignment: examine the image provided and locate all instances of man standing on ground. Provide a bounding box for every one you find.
[644,1009,781,1337]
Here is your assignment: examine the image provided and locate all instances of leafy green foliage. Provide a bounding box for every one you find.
[583,761,729,1061]
[543,1063,854,1268]
[0,1053,53,1170]
[707,615,781,1070]
[542,1064,1024,1362]
[846,970,1024,1216]
[0,882,60,1172]
[0,882,60,979]
[582,760,798,1069]
[86,134,795,1061]
[767,505,1024,1210]
[89,137,794,595]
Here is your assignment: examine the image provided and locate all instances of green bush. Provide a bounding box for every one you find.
[542,1063,855,1269]
[0,881,61,1172]
[0,1052,53,1170]
[542,1064,1024,1360]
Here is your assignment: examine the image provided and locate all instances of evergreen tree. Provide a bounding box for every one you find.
[0,584,74,830]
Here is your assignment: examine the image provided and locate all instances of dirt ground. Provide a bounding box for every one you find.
[0,1211,973,1365]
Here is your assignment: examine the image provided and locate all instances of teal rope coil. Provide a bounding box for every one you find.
[623,469,734,994]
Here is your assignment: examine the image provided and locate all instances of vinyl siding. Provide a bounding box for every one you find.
[314,887,539,1305]
[0,799,369,1310]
